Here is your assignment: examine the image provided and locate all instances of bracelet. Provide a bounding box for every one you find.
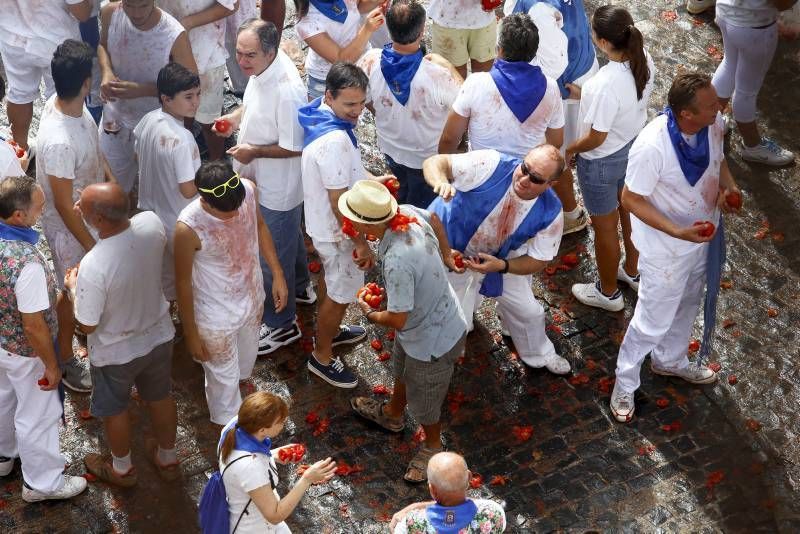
[499,259,510,274]
[365,309,377,322]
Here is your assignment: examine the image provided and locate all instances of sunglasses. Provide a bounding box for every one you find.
[198,174,241,198]
[519,161,549,185]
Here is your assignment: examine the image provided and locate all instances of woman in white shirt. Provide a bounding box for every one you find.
[566,5,655,312]
[294,0,386,99]
[218,392,336,533]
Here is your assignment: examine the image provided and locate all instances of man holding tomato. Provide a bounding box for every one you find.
[610,72,742,423]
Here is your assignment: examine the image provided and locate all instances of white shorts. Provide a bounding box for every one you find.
[41,227,86,289]
[314,239,364,305]
[98,122,138,193]
[0,41,54,104]
[196,65,226,125]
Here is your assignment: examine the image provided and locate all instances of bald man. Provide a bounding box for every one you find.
[65,183,179,486]
[390,451,506,533]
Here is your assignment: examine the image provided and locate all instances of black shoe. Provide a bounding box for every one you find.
[331,325,367,347]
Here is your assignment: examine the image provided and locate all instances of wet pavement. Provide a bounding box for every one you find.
[2,0,800,532]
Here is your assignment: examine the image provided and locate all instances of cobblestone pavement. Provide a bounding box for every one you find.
[2,1,800,532]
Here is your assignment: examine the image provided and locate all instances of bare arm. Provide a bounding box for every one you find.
[304,8,382,64]
[174,222,211,360]
[227,144,302,164]
[21,311,61,390]
[621,186,714,243]
[98,4,117,101]
[327,187,374,270]
[49,176,96,251]
[180,1,238,31]
[772,0,798,11]
[178,181,197,199]
[422,154,456,201]
[67,0,94,22]
[170,31,199,74]
[464,252,548,276]
[249,458,336,523]
[102,154,117,183]
[566,128,608,156]
[438,111,469,155]
[544,126,564,150]
[357,0,384,13]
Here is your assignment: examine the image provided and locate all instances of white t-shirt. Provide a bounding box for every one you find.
[625,113,725,258]
[0,0,82,60]
[428,0,495,29]
[296,0,367,80]
[36,96,105,236]
[235,51,305,211]
[577,52,656,160]
[15,263,50,314]
[452,72,565,159]
[0,142,25,178]
[717,0,779,27]
[301,107,367,243]
[451,150,563,260]
[75,212,175,367]
[134,109,200,234]
[158,0,237,73]
[358,49,462,168]
[528,2,569,80]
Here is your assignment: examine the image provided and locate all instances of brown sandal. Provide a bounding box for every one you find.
[145,438,181,482]
[84,453,137,487]
[350,396,405,432]
[404,446,440,483]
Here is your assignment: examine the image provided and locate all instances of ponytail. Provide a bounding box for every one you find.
[220,425,238,462]
[219,391,290,463]
[592,6,650,100]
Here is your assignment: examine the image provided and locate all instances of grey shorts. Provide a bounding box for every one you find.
[392,333,466,425]
[89,342,173,417]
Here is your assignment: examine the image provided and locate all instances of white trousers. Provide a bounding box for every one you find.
[198,313,260,425]
[448,270,557,366]
[98,123,138,193]
[615,246,707,393]
[0,351,65,493]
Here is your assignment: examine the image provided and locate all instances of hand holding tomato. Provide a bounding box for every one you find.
[721,188,742,213]
[276,443,306,464]
[444,249,466,273]
[213,115,238,138]
[679,221,716,242]
[357,283,385,314]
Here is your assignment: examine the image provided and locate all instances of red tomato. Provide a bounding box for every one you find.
[376,352,390,362]
[214,118,231,134]
[37,377,50,386]
[656,398,670,408]
[372,384,390,395]
[79,409,93,420]
[386,330,396,341]
[14,147,24,158]
[469,474,483,488]
[725,191,742,210]
[384,178,400,193]
[561,252,578,267]
[308,261,321,273]
[688,339,700,353]
[728,374,738,385]
[370,339,383,351]
[453,253,464,269]
[693,221,715,238]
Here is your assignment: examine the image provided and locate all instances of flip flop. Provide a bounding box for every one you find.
[145,438,181,482]
[84,453,137,488]
[404,446,439,484]
[350,396,405,432]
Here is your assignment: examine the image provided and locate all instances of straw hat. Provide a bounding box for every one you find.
[337,180,398,224]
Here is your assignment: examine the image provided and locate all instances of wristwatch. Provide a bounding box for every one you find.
[499,259,510,274]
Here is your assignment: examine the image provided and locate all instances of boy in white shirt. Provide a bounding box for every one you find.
[427,0,497,79]
[134,62,201,301]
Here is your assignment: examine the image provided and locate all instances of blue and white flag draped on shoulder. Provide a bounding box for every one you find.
[429,153,563,298]
[489,60,547,123]
[298,97,358,148]
[380,44,424,106]
[662,106,710,187]
[309,0,348,23]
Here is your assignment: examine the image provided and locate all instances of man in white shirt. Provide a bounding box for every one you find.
[0,176,88,503]
[0,0,93,151]
[611,73,742,423]
[427,0,497,79]
[134,62,201,301]
[38,39,114,393]
[358,0,462,208]
[69,182,179,487]
[213,19,311,356]
[298,63,388,388]
[425,145,572,375]
[438,13,564,160]
[158,0,238,160]
[224,0,259,95]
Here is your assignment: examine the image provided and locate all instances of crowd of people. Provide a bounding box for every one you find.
[0,0,796,532]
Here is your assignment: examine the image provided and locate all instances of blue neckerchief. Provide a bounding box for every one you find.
[218,418,272,457]
[698,219,725,365]
[513,0,596,98]
[489,60,547,123]
[425,500,478,534]
[309,0,348,23]
[0,220,40,245]
[662,107,710,187]
[428,153,563,297]
[298,97,358,148]
[380,44,424,106]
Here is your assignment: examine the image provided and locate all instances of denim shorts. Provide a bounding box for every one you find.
[576,139,634,216]
[307,74,326,101]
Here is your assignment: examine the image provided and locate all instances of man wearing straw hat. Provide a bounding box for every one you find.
[343,180,467,484]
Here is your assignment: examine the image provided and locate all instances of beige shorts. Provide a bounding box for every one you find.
[314,239,364,305]
[196,65,226,125]
[431,19,497,67]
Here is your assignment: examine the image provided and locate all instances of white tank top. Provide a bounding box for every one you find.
[105,6,184,129]
[177,180,265,330]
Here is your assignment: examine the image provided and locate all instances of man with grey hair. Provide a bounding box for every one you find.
[213,18,312,355]
[66,183,179,487]
[390,451,506,533]
[0,175,88,502]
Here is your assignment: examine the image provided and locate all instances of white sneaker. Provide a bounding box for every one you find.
[610,381,635,423]
[572,282,624,312]
[616,266,640,293]
[651,362,718,384]
[0,456,14,476]
[257,321,302,355]
[740,138,795,166]
[296,284,317,305]
[562,208,589,235]
[22,475,88,502]
[686,0,715,15]
[544,354,571,375]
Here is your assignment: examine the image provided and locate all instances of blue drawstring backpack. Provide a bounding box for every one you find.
[198,454,252,534]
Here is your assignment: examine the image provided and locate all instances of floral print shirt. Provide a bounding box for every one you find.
[396,499,506,534]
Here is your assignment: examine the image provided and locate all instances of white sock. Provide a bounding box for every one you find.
[112,452,132,475]
[157,446,177,466]
[564,206,582,221]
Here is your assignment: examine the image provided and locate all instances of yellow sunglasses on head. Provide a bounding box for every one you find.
[198,173,241,198]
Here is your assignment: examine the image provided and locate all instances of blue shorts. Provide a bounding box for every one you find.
[576,139,634,216]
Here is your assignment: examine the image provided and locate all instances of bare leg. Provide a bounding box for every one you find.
[55,291,75,363]
[618,204,639,276]
[146,396,177,450]
[553,166,579,213]
[455,64,467,80]
[103,411,132,459]
[470,58,494,73]
[6,102,34,150]
[383,380,407,419]
[591,210,622,296]
[421,422,442,450]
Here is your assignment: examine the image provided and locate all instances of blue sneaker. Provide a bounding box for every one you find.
[308,354,358,388]
[331,325,367,347]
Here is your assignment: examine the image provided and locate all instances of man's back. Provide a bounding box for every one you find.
[0,1,81,55]
[395,498,506,533]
